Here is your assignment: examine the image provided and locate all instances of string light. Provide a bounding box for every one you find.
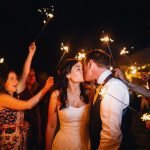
[110,66,113,71]
[0,58,4,63]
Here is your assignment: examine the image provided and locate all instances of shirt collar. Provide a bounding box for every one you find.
[97,70,112,84]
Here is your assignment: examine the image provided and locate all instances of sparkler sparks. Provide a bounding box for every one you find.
[75,50,86,60]
[57,43,69,69]
[130,64,138,75]
[34,5,54,42]
[37,6,54,24]
[61,43,69,53]
[141,113,150,121]
[100,36,114,42]
[100,34,116,68]
[120,46,133,65]
[120,47,129,55]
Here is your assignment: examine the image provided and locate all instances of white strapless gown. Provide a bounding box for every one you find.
[52,104,90,150]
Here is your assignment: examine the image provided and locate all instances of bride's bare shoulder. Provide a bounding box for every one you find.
[51,90,60,97]
[50,90,61,105]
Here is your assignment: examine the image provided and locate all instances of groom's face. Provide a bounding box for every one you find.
[83,60,94,82]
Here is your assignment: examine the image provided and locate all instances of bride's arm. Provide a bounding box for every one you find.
[46,90,59,150]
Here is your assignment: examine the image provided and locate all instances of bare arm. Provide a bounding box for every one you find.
[114,68,150,98]
[17,42,36,93]
[0,77,54,110]
[128,83,150,98]
[114,68,126,82]
[46,91,58,150]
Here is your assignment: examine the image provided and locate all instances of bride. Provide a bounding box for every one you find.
[46,59,91,150]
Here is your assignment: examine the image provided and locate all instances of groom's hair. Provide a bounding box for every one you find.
[84,49,111,68]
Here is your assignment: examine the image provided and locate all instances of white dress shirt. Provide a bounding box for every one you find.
[97,70,129,150]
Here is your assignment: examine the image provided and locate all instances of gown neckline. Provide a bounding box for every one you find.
[68,104,87,109]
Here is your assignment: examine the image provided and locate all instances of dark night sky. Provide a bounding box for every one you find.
[0,0,150,76]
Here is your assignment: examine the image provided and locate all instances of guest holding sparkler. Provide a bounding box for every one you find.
[0,42,54,149]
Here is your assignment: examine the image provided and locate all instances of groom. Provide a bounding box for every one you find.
[83,49,130,150]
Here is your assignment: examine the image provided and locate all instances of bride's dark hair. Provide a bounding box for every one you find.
[53,59,89,110]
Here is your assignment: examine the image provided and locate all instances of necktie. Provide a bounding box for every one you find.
[93,84,102,105]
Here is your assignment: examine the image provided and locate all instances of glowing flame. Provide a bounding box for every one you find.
[0,58,4,63]
[75,50,86,60]
[110,66,113,71]
[141,113,150,121]
[61,43,69,53]
[120,47,129,55]
[38,5,54,24]
[100,36,114,42]
[48,13,54,18]
[130,65,137,75]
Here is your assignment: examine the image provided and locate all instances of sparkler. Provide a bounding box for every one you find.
[34,5,54,42]
[100,35,116,68]
[57,43,69,69]
[120,47,133,64]
[141,113,150,121]
[130,64,138,75]
[75,50,86,60]
[120,47,129,55]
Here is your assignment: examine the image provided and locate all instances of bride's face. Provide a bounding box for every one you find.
[66,62,84,83]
